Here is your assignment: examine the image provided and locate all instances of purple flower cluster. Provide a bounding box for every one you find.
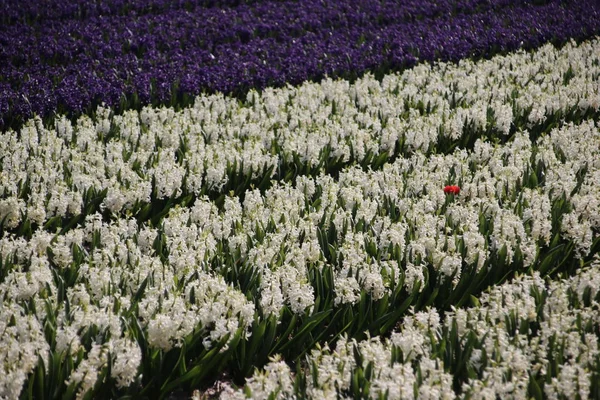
[1,0,599,130]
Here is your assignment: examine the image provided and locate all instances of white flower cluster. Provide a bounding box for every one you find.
[66,338,141,399]
[225,258,600,399]
[535,120,600,256]
[0,303,50,399]
[219,354,295,400]
[454,261,600,399]
[0,213,255,398]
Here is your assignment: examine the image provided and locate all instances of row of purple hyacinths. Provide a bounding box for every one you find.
[1,0,599,130]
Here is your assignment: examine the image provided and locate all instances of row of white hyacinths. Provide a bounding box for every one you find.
[221,258,600,400]
[0,38,598,399]
[0,39,598,227]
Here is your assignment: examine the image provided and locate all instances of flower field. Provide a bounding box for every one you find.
[1,1,600,399]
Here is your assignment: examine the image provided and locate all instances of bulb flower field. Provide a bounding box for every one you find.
[1,0,600,399]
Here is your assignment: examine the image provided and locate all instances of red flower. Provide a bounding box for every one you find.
[443,185,460,195]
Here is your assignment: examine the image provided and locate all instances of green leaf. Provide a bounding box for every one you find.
[537,244,565,275]
[258,315,278,362]
[161,330,236,395]
[497,244,508,267]
[271,314,297,355]
[529,374,543,400]
[377,281,420,334]
[278,310,331,355]
[35,355,45,400]
[131,275,149,305]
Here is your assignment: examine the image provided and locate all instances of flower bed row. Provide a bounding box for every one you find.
[1,0,599,130]
[221,260,600,399]
[1,38,598,235]
[1,39,599,398]
[0,0,530,25]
